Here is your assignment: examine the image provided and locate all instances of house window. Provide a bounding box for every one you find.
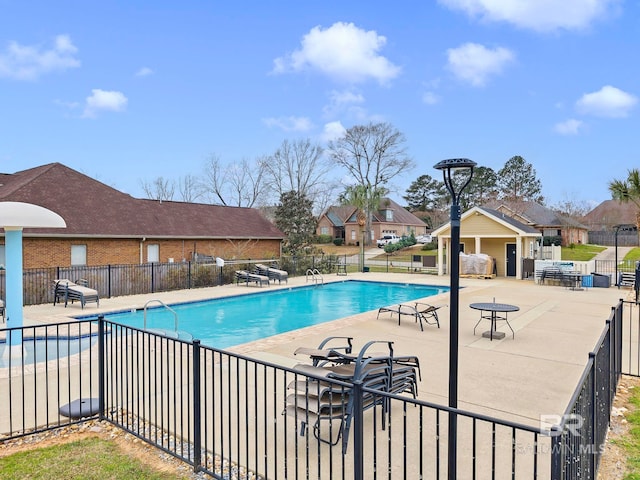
[71,245,87,266]
[321,226,329,235]
[147,244,160,263]
[351,230,356,241]
[385,209,393,221]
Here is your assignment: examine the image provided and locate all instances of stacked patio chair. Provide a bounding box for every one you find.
[254,263,288,284]
[234,270,270,287]
[52,279,100,309]
[284,337,421,453]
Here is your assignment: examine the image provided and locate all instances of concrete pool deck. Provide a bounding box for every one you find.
[17,271,629,427]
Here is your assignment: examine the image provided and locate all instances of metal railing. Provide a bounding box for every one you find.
[0,299,636,478]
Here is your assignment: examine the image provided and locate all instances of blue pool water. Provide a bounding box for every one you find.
[89,280,449,349]
[0,335,97,369]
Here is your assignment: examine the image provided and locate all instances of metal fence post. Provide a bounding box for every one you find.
[108,265,112,298]
[352,379,364,480]
[589,351,597,477]
[98,315,105,420]
[192,339,202,472]
[550,426,564,480]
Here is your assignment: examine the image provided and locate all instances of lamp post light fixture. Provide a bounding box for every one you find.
[433,158,476,480]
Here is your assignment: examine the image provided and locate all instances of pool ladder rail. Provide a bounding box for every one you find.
[306,268,324,284]
[143,299,179,334]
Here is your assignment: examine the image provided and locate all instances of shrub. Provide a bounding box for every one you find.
[333,238,344,246]
[315,234,333,244]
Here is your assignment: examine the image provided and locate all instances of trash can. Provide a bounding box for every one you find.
[581,274,593,288]
[591,273,611,288]
[362,266,370,273]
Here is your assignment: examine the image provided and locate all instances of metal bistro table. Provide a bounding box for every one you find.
[470,302,519,340]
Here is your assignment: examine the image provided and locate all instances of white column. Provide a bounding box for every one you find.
[5,227,23,347]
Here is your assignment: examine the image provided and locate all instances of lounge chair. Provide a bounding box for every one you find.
[285,339,420,453]
[235,270,270,287]
[376,302,442,330]
[294,336,354,366]
[255,264,288,284]
[53,279,100,309]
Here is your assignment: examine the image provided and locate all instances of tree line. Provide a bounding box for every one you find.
[139,121,591,255]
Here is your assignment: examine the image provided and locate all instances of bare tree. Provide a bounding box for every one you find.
[177,174,203,203]
[265,139,331,198]
[140,176,175,201]
[201,154,267,207]
[327,122,414,244]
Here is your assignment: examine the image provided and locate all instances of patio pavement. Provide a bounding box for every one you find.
[18,271,630,428]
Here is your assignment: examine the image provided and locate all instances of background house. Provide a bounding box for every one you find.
[317,198,427,245]
[490,201,589,246]
[0,163,285,268]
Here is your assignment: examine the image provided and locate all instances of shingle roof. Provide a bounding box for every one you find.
[372,198,425,226]
[476,207,542,234]
[583,199,638,229]
[490,201,588,229]
[0,163,285,239]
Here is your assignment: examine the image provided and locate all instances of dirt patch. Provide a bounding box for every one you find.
[597,374,640,479]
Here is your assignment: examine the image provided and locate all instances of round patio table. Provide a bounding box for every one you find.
[470,302,519,340]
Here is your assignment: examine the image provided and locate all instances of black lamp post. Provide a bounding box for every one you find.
[434,157,476,480]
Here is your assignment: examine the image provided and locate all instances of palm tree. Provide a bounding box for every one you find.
[609,169,640,229]
[339,185,385,271]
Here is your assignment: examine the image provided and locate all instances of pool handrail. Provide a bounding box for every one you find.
[306,268,324,284]
[143,299,179,332]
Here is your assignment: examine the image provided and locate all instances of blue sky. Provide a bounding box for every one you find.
[0,0,637,208]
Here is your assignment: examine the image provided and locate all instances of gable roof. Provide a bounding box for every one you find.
[583,199,638,229]
[489,200,588,230]
[321,205,357,227]
[372,198,425,227]
[0,163,285,239]
[321,198,425,228]
[432,206,541,237]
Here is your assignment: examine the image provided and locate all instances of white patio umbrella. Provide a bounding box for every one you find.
[0,202,66,356]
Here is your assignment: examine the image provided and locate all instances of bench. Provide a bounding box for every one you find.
[619,272,636,288]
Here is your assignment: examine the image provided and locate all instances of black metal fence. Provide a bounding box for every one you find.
[0,321,100,440]
[550,300,625,479]
[0,255,354,307]
[1,298,635,479]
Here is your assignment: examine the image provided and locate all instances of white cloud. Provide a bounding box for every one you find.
[0,34,80,80]
[554,118,584,135]
[262,116,313,132]
[422,91,441,105]
[321,121,346,142]
[272,22,401,85]
[135,67,154,77]
[322,89,365,117]
[446,43,514,87]
[82,89,128,118]
[438,0,619,32]
[576,85,637,118]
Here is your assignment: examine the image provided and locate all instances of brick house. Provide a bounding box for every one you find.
[489,201,589,246]
[316,198,427,245]
[0,163,285,268]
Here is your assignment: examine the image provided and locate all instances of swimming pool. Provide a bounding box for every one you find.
[88,280,449,349]
[0,335,97,369]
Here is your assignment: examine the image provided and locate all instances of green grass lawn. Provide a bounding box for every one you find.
[0,437,189,480]
[625,248,640,262]
[561,243,607,261]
